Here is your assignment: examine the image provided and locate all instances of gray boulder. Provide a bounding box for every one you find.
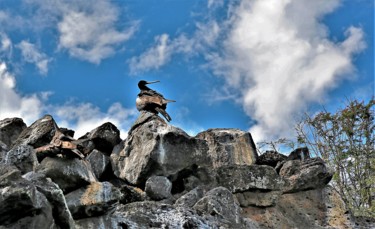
[36,157,97,193]
[1,144,38,174]
[0,166,55,228]
[196,128,258,168]
[279,157,333,193]
[175,186,205,208]
[0,165,22,187]
[79,122,121,154]
[11,114,57,148]
[0,117,26,148]
[111,112,211,186]
[287,147,310,161]
[22,172,75,229]
[145,176,172,200]
[65,182,121,219]
[257,150,287,167]
[86,149,112,180]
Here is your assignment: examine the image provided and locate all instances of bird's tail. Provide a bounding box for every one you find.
[155,107,172,122]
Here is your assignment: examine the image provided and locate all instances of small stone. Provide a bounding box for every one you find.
[145,176,172,200]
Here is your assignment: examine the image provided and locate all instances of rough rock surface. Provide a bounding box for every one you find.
[1,144,38,174]
[22,172,75,228]
[111,111,211,186]
[279,157,334,193]
[193,187,250,228]
[287,147,310,160]
[196,128,258,167]
[0,117,26,148]
[175,186,206,208]
[0,113,365,229]
[65,182,121,219]
[256,150,287,167]
[243,187,355,229]
[216,164,285,192]
[145,176,172,200]
[11,115,57,148]
[36,157,97,193]
[79,122,121,154]
[86,149,112,180]
[0,165,57,228]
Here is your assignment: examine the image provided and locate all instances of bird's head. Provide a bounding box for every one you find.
[138,80,160,90]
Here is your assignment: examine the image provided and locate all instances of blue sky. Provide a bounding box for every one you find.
[0,0,373,143]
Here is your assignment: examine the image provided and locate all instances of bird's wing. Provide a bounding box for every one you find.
[140,90,175,104]
[139,94,164,106]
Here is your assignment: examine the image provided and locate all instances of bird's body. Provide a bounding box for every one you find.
[136,80,175,122]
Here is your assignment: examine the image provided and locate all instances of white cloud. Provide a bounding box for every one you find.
[16,40,51,75]
[129,19,220,74]
[22,0,137,64]
[129,34,172,74]
[52,102,137,139]
[0,62,44,124]
[56,0,137,64]
[208,0,365,141]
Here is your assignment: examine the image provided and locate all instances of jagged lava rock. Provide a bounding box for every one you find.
[65,181,121,219]
[287,147,310,160]
[0,165,55,228]
[79,122,121,154]
[109,202,212,228]
[175,186,206,208]
[11,114,57,148]
[279,157,333,193]
[0,165,22,187]
[145,176,172,200]
[22,172,75,229]
[86,149,112,180]
[0,117,26,148]
[36,157,97,193]
[1,144,38,174]
[217,165,284,208]
[111,111,211,186]
[193,187,242,223]
[216,164,284,192]
[257,150,287,167]
[196,128,258,167]
[0,141,8,155]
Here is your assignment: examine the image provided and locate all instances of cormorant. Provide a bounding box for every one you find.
[136,80,175,122]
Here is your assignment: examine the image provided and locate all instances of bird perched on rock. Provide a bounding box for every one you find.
[136,80,175,122]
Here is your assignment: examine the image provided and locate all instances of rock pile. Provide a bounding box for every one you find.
[0,112,366,228]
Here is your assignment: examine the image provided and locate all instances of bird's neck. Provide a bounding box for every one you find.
[139,85,151,91]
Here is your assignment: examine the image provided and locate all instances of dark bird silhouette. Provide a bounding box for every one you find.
[136,80,175,122]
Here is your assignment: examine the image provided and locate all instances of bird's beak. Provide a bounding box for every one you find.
[145,80,160,84]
